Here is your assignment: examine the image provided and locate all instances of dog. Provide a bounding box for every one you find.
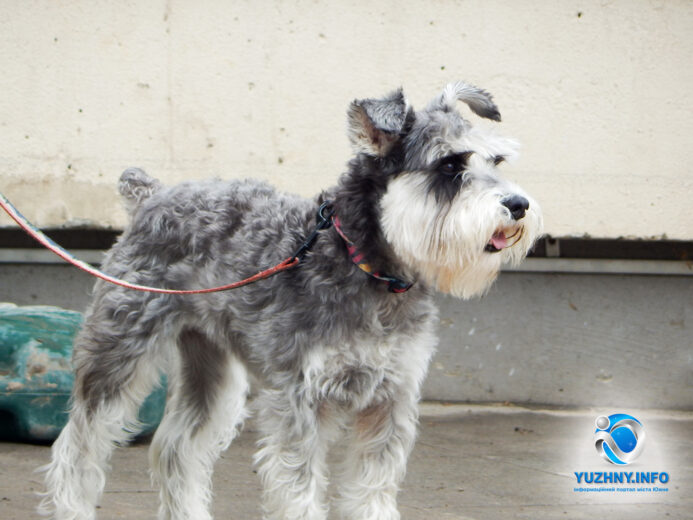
[39,81,543,520]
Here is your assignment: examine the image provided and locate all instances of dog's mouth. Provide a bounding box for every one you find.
[484,227,522,253]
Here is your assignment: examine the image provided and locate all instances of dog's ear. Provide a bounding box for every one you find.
[347,88,409,156]
[428,81,501,121]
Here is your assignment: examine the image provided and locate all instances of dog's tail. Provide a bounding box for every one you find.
[118,167,162,215]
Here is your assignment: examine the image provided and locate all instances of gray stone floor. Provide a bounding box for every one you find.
[1,404,691,520]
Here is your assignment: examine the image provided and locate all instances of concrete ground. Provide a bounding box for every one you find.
[1,404,691,520]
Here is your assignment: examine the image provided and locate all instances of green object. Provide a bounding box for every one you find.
[0,303,165,441]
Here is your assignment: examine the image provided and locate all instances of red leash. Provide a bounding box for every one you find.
[0,191,301,295]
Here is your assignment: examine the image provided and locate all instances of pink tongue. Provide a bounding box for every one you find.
[490,231,507,250]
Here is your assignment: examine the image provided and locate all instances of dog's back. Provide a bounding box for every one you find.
[111,171,312,290]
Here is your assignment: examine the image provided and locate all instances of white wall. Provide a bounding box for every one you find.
[1,0,691,239]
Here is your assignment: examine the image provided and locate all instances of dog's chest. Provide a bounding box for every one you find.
[301,328,433,409]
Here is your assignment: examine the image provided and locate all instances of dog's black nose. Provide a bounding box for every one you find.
[502,195,529,220]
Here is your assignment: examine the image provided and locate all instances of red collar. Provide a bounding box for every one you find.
[332,215,413,293]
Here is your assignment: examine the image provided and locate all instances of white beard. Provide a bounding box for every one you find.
[380,172,543,298]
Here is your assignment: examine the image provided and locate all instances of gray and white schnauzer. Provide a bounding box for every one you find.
[40,81,542,519]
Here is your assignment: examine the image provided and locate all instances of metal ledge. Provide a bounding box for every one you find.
[504,257,692,276]
[0,249,691,276]
[0,249,105,264]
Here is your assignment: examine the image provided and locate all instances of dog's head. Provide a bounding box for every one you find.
[343,82,543,298]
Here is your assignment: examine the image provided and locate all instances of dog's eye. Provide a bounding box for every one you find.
[439,161,458,175]
[493,155,506,166]
[437,152,472,177]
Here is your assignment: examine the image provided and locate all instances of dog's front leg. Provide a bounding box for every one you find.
[335,389,419,520]
[254,389,332,520]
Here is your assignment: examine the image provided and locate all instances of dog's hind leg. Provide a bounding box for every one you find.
[149,327,249,520]
[39,316,165,520]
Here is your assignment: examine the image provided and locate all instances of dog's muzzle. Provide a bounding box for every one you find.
[485,195,529,253]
